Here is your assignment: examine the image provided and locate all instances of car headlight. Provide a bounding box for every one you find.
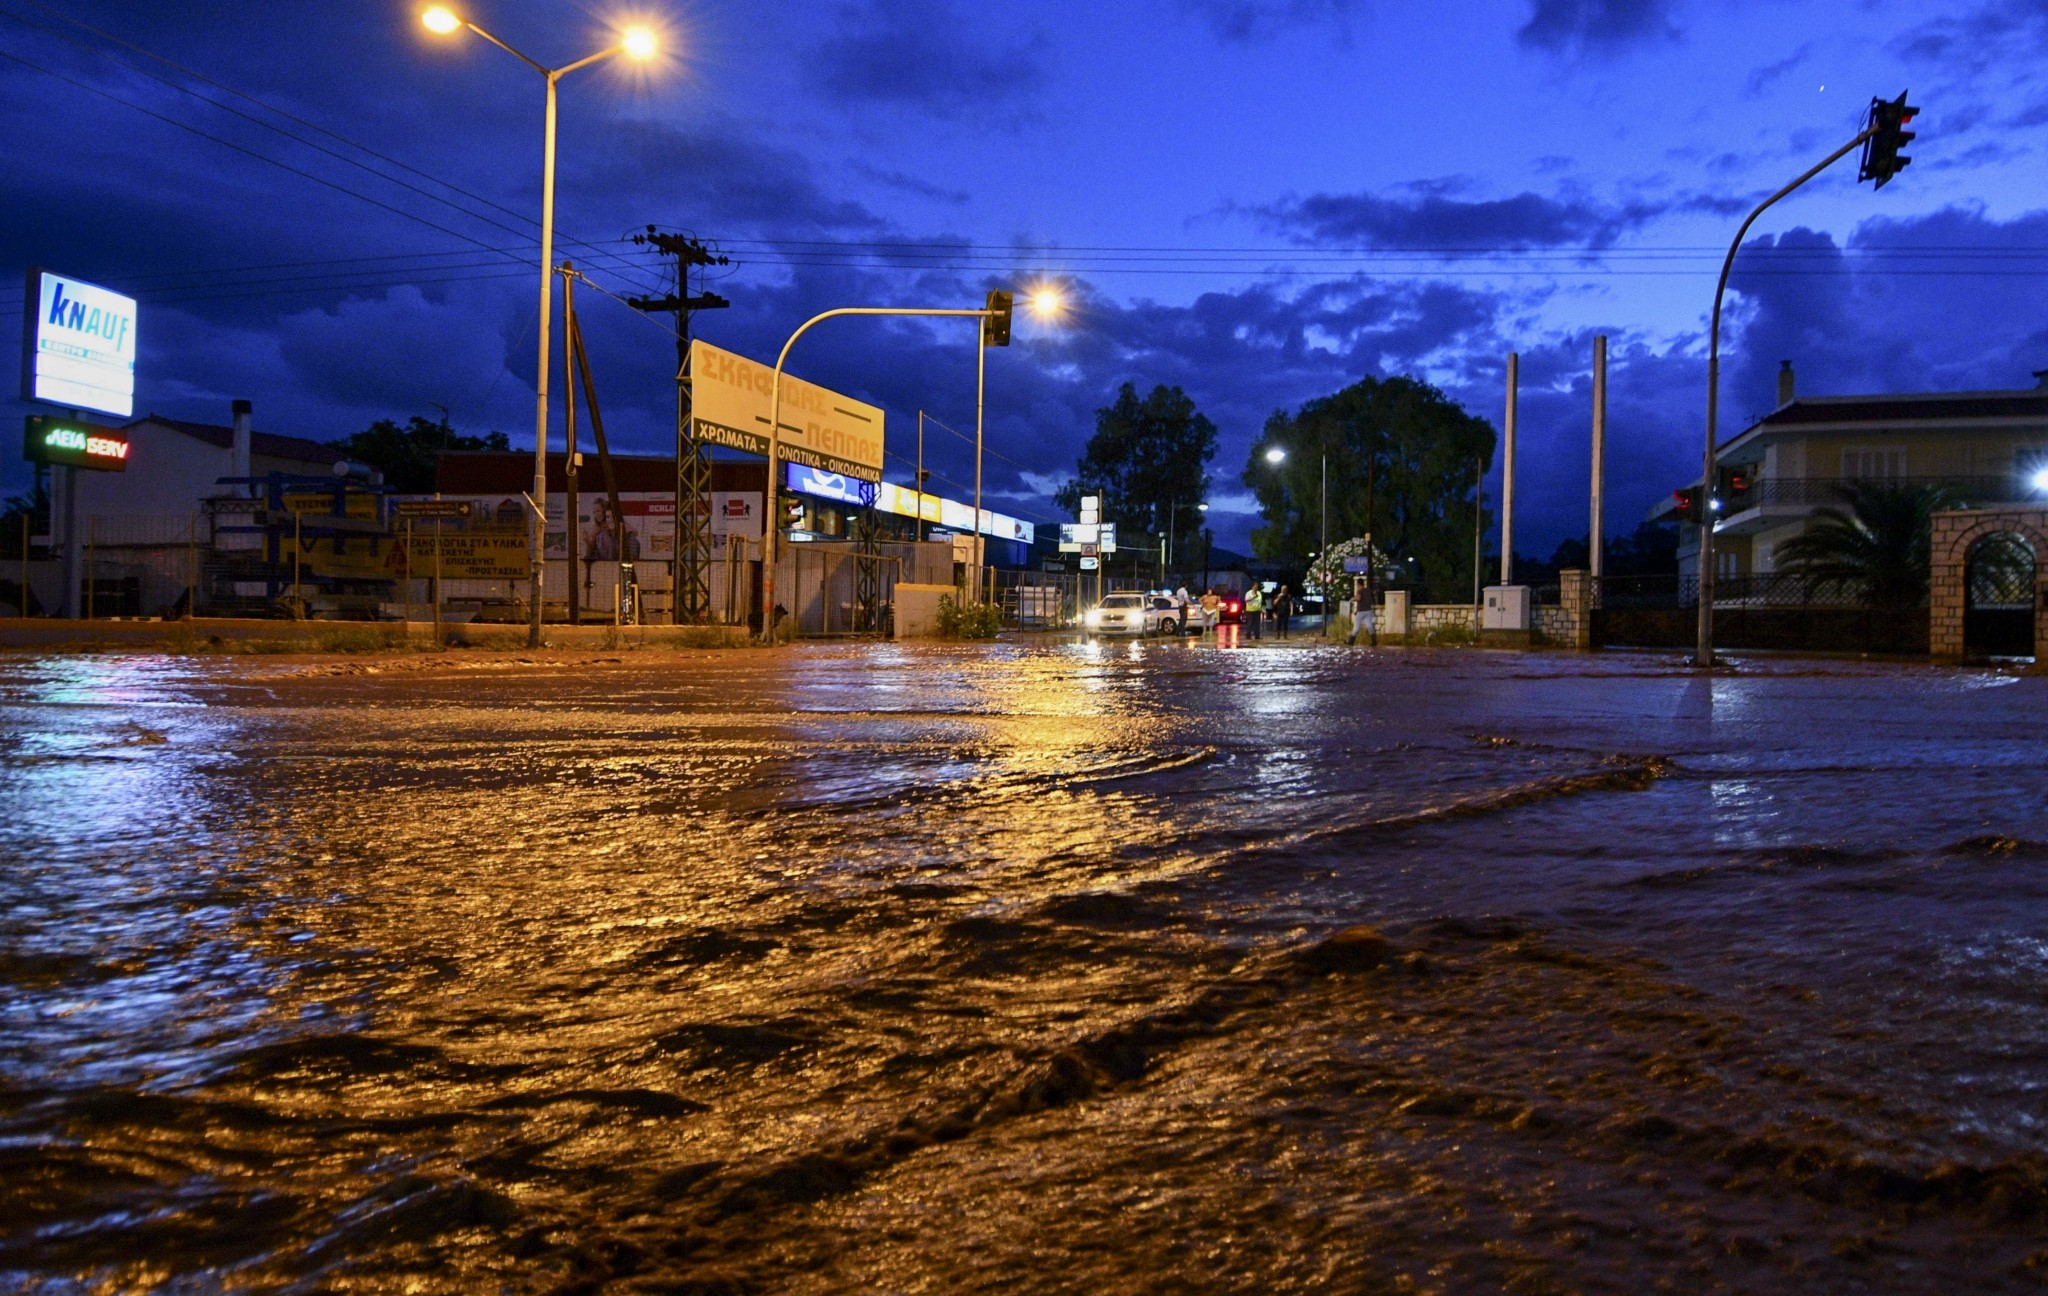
[1085,609,1102,627]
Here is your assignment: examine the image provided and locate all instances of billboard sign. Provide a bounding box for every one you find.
[786,462,877,507]
[690,339,884,481]
[22,270,137,417]
[22,415,129,472]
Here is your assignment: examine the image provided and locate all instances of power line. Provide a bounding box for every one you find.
[0,1,664,297]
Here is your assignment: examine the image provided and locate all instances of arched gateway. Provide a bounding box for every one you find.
[1930,508,2048,661]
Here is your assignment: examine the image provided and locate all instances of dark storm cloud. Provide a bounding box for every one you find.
[1896,0,2048,72]
[813,0,1047,119]
[1177,0,1360,44]
[1256,190,1645,249]
[1722,207,2048,423]
[1518,0,1678,53]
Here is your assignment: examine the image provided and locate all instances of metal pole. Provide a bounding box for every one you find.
[1591,334,1607,580]
[1472,466,1484,607]
[916,410,926,543]
[434,523,444,646]
[188,514,198,619]
[1320,451,1328,633]
[973,332,986,603]
[1696,125,1874,667]
[85,514,94,621]
[526,72,560,649]
[563,263,580,626]
[59,466,78,619]
[293,511,301,617]
[405,519,414,631]
[23,512,31,618]
[1501,352,1517,586]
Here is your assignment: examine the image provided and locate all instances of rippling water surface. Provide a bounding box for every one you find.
[3,641,2046,1293]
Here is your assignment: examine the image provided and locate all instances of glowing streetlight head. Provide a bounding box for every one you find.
[620,26,658,60]
[1264,446,1287,464]
[1197,502,1210,512]
[421,6,462,34]
[1028,287,1063,318]
[2033,467,2048,493]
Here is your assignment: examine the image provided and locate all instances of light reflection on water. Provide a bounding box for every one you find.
[1,645,2045,1291]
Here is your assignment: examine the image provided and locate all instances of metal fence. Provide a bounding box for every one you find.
[1592,573,1929,654]
[1724,475,2024,510]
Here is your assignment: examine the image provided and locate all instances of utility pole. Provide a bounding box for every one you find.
[1501,352,1518,586]
[627,228,728,624]
[1591,334,1607,582]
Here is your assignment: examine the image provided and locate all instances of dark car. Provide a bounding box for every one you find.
[1218,591,1244,625]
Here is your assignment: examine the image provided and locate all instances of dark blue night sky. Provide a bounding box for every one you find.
[4,0,2045,553]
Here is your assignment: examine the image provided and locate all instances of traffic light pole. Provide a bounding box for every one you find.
[1696,122,1878,668]
[762,305,1000,637]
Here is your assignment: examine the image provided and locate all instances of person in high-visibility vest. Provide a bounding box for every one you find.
[1243,582,1264,640]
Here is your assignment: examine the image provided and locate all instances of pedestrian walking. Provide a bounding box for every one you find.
[1272,584,1292,638]
[1243,582,1264,640]
[1199,587,1221,634]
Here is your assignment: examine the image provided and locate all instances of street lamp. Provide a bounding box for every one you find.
[420,6,659,647]
[1262,444,1328,631]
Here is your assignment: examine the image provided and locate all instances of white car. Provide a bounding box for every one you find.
[1084,591,1181,636]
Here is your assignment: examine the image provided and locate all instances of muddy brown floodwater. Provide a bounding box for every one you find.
[3,640,2047,1294]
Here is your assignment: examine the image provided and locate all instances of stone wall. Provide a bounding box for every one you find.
[1929,507,2048,661]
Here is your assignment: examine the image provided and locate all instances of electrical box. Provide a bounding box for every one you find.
[1482,585,1531,630]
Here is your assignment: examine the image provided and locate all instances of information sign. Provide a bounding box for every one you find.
[22,415,128,472]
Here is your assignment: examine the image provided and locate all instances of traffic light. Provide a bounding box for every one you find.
[981,290,1013,347]
[1672,486,1704,523]
[1859,92,1918,189]
[1716,465,1752,506]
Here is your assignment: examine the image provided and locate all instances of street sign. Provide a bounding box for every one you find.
[1059,522,1099,552]
[22,269,137,417]
[393,499,475,519]
[1342,555,1372,573]
[1098,523,1117,553]
[1080,556,1099,570]
[22,415,128,472]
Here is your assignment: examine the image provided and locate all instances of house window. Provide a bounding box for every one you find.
[1718,550,1739,580]
[1841,447,1906,480]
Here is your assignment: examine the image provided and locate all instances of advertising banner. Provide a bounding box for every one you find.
[286,531,530,582]
[22,270,137,417]
[785,462,877,506]
[689,339,884,481]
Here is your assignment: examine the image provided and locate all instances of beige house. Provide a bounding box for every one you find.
[1658,365,2048,581]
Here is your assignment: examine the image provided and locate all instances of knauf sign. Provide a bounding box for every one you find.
[21,268,137,418]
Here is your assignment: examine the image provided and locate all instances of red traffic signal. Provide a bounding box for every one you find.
[1859,92,1918,189]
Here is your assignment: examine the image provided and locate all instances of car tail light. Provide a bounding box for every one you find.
[1228,601,1240,612]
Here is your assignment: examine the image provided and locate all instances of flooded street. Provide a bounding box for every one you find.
[4,640,2047,1293]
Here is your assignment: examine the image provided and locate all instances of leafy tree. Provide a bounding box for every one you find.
[1246,375,1494,603]
[1545,522,1681,580]
[1774,480,1962,607]
[329,415,510,494]
[1056,384,1217,574]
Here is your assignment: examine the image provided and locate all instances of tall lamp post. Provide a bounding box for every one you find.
[420,6,659,648]
[1264,444,1329,632]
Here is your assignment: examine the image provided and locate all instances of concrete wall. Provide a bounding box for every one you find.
[893,584,955,639]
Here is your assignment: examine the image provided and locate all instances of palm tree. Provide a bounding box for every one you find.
[1774,481,1963,608]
